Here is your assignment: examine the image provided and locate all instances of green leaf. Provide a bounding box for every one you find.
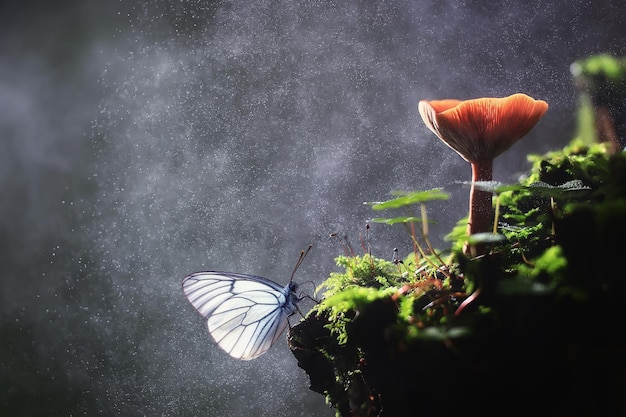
[365,189,449,210]
[369,216,423,225]
[529,180,591,196]
[493,180,591,197]
[466,232,507,244]
[466,181,503,193]
[417,326,471,340]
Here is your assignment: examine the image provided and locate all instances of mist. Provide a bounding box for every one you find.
[2,1,625,415]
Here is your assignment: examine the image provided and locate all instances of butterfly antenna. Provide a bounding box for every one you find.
[290,244,313,283]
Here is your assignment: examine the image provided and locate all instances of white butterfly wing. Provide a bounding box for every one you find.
[182,271,299,360]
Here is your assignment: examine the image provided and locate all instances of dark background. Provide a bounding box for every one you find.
[1,1,625,416]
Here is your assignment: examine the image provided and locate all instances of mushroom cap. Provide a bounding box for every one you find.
[418,93,549,163]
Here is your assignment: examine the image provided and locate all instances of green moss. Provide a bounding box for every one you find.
[317,254,398,298]
[518,245,568,280]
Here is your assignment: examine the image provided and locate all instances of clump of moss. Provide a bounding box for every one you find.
[289,141,626,417]
[316,254,399,345]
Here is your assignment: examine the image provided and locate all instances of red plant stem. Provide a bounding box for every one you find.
[464,159,494,255]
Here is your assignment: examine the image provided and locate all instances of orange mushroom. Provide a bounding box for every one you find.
[418,93,549,255]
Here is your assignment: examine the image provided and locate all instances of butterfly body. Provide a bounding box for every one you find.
[182,271,301,360]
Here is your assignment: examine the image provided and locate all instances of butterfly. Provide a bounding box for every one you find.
[182,247,312,360]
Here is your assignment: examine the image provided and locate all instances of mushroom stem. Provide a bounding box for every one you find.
[465,159,493,255]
